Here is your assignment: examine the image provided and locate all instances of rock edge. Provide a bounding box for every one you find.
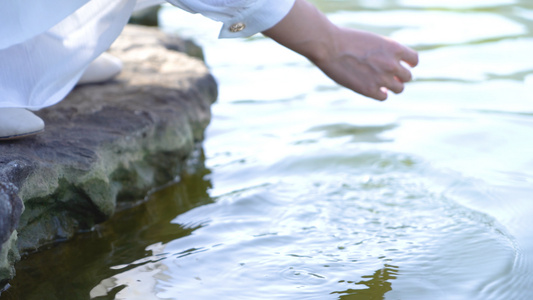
[0,24,217,288]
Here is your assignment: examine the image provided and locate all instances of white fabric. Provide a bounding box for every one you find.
[167,0,295,38]
[0,0,137,110]
[0,1,89,49]
[0,0,295,110]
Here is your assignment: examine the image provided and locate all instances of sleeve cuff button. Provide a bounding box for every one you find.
[229,22,246,33]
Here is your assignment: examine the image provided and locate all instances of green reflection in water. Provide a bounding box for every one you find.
[332,264,399,300]
[308,123,397,143]
[0,165,213,300]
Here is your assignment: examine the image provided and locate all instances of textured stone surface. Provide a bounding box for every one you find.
[0,24,217,287]
[0,183,22,286]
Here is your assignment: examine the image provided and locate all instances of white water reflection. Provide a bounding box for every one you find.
[329,10,526,46]
[91,1,533,299]
[418,39,533,81]
[399,0,517,9]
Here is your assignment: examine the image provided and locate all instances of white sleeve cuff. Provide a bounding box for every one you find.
[166,0,296,39]
[218,0,296,38]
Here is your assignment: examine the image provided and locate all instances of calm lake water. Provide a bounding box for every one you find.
[3,0,533,299]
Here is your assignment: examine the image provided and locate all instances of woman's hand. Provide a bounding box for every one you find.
[263,0,418,101]
[313,27,418,100]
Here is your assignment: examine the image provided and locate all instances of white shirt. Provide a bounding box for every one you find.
[167,0,295,38]
[0,0,295,109]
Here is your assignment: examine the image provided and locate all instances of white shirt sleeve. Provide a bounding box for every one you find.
[165,0,296,38]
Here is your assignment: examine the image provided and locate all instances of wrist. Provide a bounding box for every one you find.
[263,0,338,65]
[300,23,340,67]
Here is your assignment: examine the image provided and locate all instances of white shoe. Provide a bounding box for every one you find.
[0,108,45,140]
[77,52,123,85]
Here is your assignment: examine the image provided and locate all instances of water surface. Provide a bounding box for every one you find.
[2,0,533,299]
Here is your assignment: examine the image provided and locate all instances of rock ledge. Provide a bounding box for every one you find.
[0,24,217,287]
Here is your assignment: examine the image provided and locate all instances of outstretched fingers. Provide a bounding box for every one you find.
[364,84,388,101]
[380,45,417,96]
[387,77,405,94]
[400,46,419,68]
[394,63,413,83]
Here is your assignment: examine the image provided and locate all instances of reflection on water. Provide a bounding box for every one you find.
[332,265,397,299]
[308,123,397,143]
[2,0,533,299]
[0,169,213,300]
